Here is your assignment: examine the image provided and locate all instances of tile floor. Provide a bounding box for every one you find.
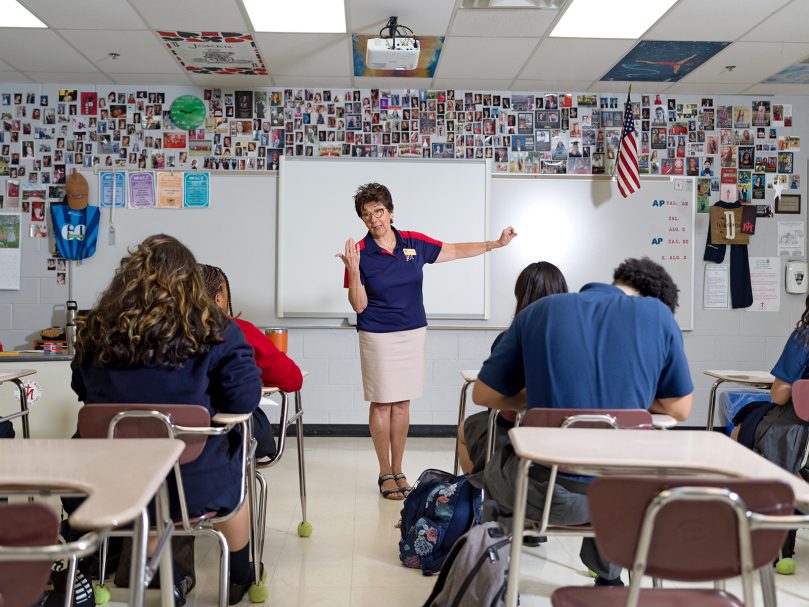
[102,436,808,606]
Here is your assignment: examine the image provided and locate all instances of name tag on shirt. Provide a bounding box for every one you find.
[403,248,417,261]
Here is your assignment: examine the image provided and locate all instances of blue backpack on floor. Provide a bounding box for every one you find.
[398,469,482,575]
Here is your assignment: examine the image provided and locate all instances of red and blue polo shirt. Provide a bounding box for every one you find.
[344,227,442,333]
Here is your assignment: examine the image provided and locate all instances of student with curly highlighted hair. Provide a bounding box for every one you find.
[71,234,262,604]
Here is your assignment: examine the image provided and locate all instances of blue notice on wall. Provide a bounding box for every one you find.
[184,172,210,208]
[99,171,126,207]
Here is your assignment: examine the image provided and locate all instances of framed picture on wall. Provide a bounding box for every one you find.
[775,193,801,214]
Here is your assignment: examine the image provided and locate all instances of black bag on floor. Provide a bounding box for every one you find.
[0,419,15,438]
[422,521,511,607]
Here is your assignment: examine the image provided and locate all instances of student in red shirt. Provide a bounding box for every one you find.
[201,265,303,462]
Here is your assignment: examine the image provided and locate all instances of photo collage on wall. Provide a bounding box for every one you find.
[0,86,801,231]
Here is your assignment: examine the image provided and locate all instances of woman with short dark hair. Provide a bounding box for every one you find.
[337,183,516,499]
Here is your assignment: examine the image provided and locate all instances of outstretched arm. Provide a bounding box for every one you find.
[336,238,368,313]
[436,226,517,263]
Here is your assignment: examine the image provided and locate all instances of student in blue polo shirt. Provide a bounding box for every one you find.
[336,182,516,500]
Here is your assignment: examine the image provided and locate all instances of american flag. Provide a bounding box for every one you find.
[616,92,640,198]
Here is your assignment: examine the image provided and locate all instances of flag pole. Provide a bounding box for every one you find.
[611,84,632,178]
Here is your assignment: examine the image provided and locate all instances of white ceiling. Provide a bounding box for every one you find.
[0,0,807,93]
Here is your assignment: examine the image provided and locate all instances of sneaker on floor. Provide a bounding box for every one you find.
[594,575,625,587]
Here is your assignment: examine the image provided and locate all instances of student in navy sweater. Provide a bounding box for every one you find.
[72,234,262,604]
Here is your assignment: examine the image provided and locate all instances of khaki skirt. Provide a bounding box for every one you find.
[358,327,427,403]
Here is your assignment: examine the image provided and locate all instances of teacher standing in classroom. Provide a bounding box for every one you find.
[336,182,516,500]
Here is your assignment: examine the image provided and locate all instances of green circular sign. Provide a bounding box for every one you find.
[169,95,206,131]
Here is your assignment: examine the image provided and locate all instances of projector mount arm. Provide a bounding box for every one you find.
[379,16,416,49]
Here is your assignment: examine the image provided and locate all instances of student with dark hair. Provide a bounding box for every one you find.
[473,257,692,586]
[200,264,302,462]
[336,182,517,499]
[70,235,262,604]
[612,256,679,313]
[458,261,568,475]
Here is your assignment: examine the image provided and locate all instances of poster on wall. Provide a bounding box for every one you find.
[0,213,21,290]
[99,171,126,208]
[183,172,210,208]
[156,172,184,209]
[158,31,268,75]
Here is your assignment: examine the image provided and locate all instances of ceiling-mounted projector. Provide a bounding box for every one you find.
[366,16,420,71]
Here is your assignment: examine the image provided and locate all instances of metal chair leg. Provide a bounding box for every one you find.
[12,378,30,439]
[453,379,473,475]
[294,391,309,534]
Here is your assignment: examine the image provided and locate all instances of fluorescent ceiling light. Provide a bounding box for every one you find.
[461,0,563,7]
[0,0,47,28]
[243,0,346,33]
[550,0,676,38]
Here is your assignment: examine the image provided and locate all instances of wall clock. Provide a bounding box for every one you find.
[169,95,206,130]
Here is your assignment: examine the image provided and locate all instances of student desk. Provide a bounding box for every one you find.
[0,438,184,607]
[704,369,775,431]
[504,427,809,607]
[0,368,36,438]
[453,369,679,474]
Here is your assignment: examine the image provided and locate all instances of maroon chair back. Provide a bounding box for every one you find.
[791,379,809,422]
[522,408,653,429]
[588,476,793,581]
[77,403,210,465]
[0,503,60,607]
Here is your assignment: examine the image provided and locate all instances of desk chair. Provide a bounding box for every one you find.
[0,369,37,439]
[551,477,797,607]
[788,379,809,474]
[505,409,654,607]
[255,384,311,538]
[78,404,259,607]
[0,502,99,607]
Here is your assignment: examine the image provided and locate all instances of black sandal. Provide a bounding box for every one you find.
[378,474,405,500]
[393,473,412,496]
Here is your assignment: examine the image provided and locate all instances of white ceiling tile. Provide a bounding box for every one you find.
[132,0,248,31]
[20,0,147,30]
[349,0,456,36]
[742,1,809,42]
[60,30,183,74]
[0,30,96,72]
[432,78,516,90]
[109,73,194,85]
[353,77,433,89]
[665,82,751,94]
[24,72,113,84]
[436,36,537,79]
[0,71,33,83]
[679,42,809,84]
[743,83,809,96]
[512,79,597,92]
[521,38,635,81]
[272,76,353,88]
[449,8,557,37]
[643,0,790,41]
[188,74,273,87]
[255,34,350,77]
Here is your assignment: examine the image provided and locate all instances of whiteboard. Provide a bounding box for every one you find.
[277,157,490,318]
[69,171,277,324]
[487,176,695,330]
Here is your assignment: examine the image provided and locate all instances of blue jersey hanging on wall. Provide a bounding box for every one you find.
[50,204,100,261]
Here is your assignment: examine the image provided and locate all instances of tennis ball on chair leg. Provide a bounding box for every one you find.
[248,583,268,603]
[776,557,797,575]
[94,583,111,605]
[297,521,313,537]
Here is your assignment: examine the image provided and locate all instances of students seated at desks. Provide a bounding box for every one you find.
[68,235,262,604]
[732,291,809,571]
[471,258,693,586]
[457,261,568,475]
[200,264,303,462]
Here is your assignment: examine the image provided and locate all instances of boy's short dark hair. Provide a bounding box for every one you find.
[613,257,679,313]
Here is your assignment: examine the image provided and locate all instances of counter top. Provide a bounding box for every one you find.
[0,352,72,362]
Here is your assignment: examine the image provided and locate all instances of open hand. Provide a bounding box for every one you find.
[335,238,360,273]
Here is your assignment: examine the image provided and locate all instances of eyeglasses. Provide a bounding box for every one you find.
[360,208,386,223]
